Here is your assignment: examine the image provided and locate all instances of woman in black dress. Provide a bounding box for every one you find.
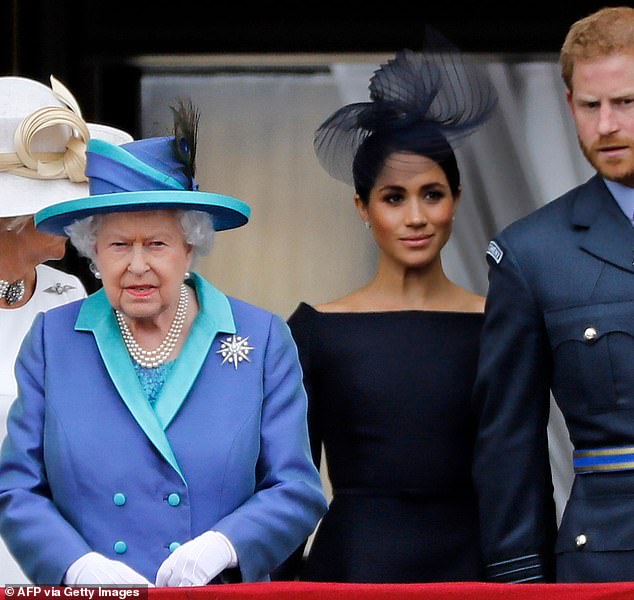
[286,36,499,583]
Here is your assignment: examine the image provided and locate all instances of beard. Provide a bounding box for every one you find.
[579,135,634,187]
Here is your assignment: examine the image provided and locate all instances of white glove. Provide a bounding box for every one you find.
[64,551,154,586]
[155,531,237,587]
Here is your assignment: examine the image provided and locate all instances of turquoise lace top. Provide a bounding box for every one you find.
[133,361,176,406]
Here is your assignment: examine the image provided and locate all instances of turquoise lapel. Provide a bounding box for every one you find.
[153,273,236,429]
[75,289,185,481]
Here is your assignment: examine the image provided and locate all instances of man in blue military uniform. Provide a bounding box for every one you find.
[473,6,634,583]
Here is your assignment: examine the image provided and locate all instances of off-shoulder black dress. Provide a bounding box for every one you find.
[288,302,484,583]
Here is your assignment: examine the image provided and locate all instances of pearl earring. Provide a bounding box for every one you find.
[184,272,191,281]
[88,262,101,279]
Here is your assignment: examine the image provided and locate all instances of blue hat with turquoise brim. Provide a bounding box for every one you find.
[35,136,250,235]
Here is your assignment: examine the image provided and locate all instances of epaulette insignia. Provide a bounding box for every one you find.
[486,240,504,264]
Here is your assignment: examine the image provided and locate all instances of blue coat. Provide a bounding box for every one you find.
[473,174,634,582]
[0,273,327,584]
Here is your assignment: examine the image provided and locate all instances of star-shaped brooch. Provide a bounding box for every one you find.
[216,335,254,370]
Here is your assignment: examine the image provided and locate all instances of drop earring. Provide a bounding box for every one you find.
[364,222,371,229]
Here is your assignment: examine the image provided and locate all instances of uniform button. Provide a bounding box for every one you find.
[575,534,587,548]
[167,493,181,507]
[113,540,127,554]
[168,542,181,553]
[583,327,598,342]
[113,493,126,506]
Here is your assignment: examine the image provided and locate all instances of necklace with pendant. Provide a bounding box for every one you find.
[0,279,26,305]
[115,284,189,368]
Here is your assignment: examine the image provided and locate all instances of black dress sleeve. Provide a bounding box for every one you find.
[270,302,324,580]
[288,303,322,469]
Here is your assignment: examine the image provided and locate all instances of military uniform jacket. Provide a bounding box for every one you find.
[473,174,634,583]
[0,273,327,584]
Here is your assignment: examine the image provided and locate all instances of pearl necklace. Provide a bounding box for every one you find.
[115,284,189,368]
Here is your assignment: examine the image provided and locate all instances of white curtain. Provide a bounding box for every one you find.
[141,55,594,523]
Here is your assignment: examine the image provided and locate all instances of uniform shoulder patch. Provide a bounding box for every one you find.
[486,240,504,264]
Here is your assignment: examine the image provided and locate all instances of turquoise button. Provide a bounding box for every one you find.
[113,493,126,506]
[167,493,181,506]
[113,541,127,554]
[168,541,181,553]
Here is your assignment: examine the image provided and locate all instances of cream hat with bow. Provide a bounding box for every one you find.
[0,75,133,218]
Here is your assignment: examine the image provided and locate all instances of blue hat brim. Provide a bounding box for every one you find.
[35,190,250,235]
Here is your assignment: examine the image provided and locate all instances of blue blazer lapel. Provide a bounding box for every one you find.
[75,290,185,481]
[573,175,634,273]
[153,273,236,430]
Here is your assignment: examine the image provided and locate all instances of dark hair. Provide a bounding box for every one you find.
[353,129,460,204]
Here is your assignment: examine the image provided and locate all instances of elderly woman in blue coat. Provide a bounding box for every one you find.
[0,104,327,586]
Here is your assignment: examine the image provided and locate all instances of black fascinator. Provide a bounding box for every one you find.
[314,28,498,189]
